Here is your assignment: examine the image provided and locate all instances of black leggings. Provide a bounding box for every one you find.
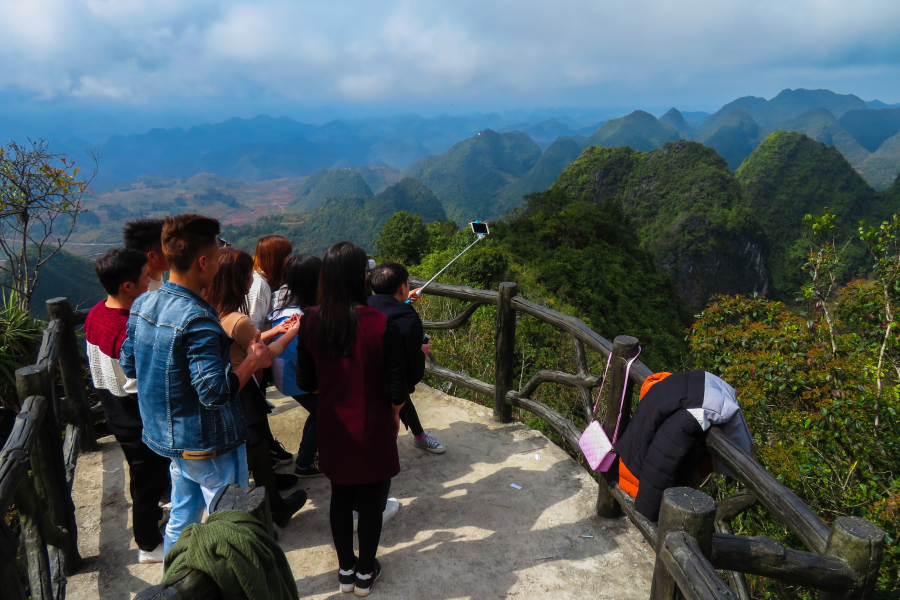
[399,397,424,437]
[330,479,391,574]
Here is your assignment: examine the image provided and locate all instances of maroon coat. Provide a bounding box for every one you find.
[296,306,409,485]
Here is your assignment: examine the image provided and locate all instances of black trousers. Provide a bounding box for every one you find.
[246,418,285,513]
[116,433,171,551]
[399,397,424,437]
[330,479,391,574]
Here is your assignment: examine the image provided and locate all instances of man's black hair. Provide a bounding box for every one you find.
[369,262,409,296]
[123,219,165,254]
[94,248,147,296]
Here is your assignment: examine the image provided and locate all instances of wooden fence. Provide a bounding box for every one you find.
[0,287,888,599]
[412,277,887,600]
[0,298,96,600]
[0,297,272,600]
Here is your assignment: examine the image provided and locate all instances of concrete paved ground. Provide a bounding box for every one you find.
[67,385,654,599]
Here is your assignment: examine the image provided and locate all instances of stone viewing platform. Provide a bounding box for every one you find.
[66,384,655,599]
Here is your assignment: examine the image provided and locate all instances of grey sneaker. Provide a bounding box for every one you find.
[413,431,445,454]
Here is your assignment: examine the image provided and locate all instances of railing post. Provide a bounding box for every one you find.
[596,334,640,518]
[46,297,98,451]
[818,517,885,600]
[651,487,717,600]
[16,365,82,585]
[493,282,516,423]
[0,519,29,600]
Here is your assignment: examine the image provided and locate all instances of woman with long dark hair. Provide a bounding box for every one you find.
[269,254,323,477]
[296,241,409,597]
[203,247,308,529]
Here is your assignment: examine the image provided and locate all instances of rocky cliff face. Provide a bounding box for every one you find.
[657,213,770,309]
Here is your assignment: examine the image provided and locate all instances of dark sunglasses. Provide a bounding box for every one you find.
[217,236,232,248]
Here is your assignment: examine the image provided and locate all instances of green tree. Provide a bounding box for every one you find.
[0,140,97,310]
[375,211,430,265]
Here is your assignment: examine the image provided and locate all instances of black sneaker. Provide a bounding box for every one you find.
[354,559,381,597]
[272,489,308,528]
[295,464,324,478]
[270,440,294,465]
[338,561,357,593]
[275,473,299,491]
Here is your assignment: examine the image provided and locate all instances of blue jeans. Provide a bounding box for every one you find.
[163,444,249,556]
[293,393,318,469]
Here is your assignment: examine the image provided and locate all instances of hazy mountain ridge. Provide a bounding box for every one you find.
[222,177,446,255]
[404,129,542,222]
[291,168,374,212]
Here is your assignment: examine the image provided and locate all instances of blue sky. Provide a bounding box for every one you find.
[1,0,899,138]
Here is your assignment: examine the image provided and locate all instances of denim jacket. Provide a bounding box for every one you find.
[120,282,246,458]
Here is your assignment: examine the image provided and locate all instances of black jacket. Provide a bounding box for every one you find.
[614,371,707,521]
[367,294,426,390]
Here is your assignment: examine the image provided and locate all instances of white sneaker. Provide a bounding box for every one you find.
[353,498,401,532]
[138,544,164,564]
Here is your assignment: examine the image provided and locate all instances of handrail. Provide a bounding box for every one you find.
[413,279,887,598]
[0,298,94,599]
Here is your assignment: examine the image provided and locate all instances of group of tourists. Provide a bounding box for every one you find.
[83,212,445,596]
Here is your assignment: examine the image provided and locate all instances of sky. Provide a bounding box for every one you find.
[1,0,899,140]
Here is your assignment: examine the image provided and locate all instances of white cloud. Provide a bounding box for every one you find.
[0,0,897,107]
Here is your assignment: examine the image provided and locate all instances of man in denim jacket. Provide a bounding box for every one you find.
[120,214,271,555]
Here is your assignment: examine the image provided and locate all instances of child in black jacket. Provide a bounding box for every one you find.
[368,262,445,454]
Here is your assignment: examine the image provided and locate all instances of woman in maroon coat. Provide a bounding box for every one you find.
[296,241,408,596]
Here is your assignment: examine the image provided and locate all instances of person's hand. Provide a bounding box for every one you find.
[275,319,293,334]
[246,332,272,369]
[288,314,301,332]
[421,343,430,356]
[408,288,423,304]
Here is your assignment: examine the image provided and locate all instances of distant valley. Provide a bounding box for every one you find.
[58,87,900,312]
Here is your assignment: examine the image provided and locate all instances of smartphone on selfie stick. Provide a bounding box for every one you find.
[406,221,490,303]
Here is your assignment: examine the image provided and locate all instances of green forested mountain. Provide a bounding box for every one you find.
[552,141,770,309]
[0,250,104,318]
[779,108,871,166]
[356,164,403,193]
[658,108,694,138]
[291,167,373,211]
[735,131,884,295]
[581,110,679,152]
[497,136,583,208]
[495,186,693,367]
[859,133,900,191]
[404,129,541,222]
[224,177,446,255]
[838,107,900,153]
[697,108,762,169]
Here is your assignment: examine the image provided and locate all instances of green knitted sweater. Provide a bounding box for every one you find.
[163,510,298,600]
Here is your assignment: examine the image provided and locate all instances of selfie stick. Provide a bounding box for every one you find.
[406,234,486,303]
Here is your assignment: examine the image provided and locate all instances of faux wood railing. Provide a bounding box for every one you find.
[0,296,278,600]
[412,278,887,600]
[0,298,95,600]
